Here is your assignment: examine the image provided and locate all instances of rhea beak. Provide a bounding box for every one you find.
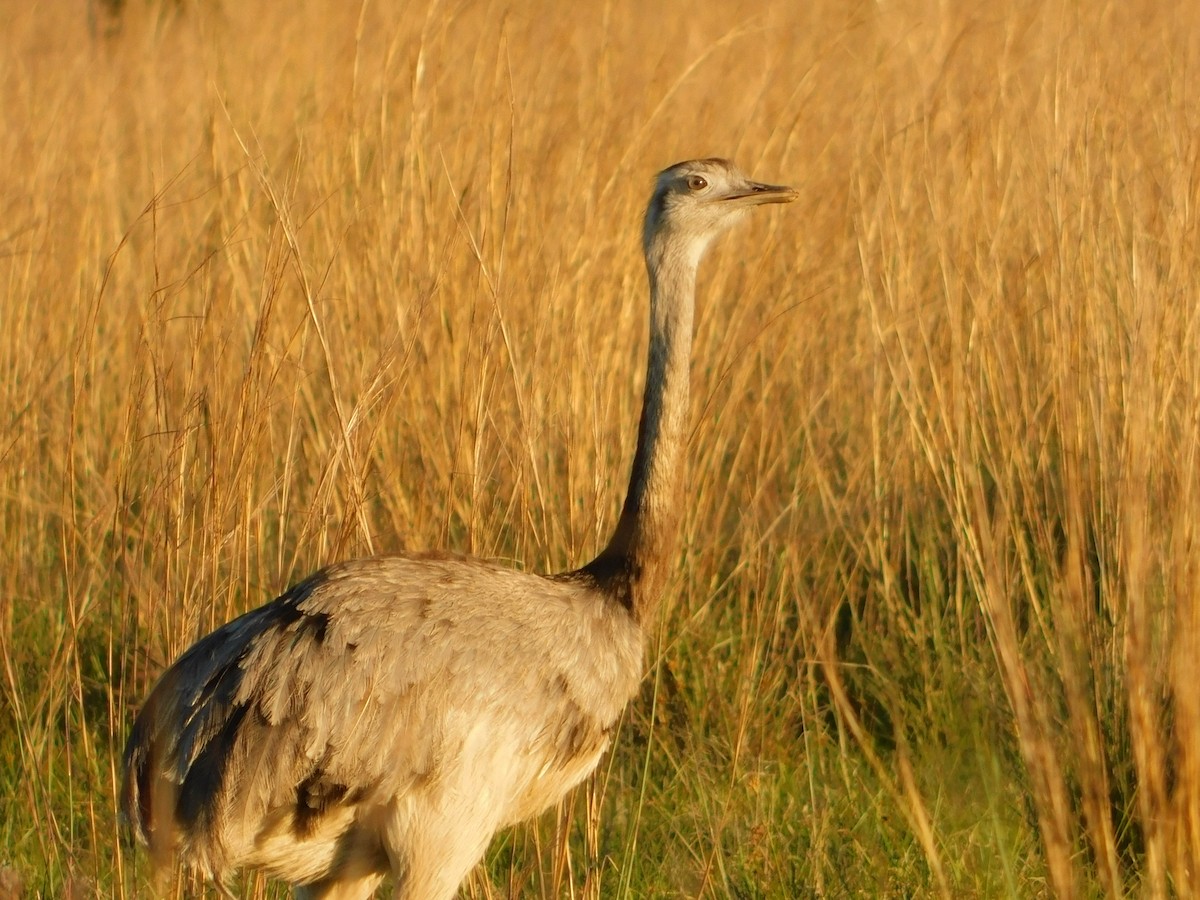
[724,181,799,206]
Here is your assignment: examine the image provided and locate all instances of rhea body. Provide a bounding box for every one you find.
[121,159,796,899]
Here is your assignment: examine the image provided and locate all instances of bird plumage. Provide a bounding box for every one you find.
[121,158,795,898]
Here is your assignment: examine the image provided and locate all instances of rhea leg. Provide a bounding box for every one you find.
[386,804,501,900]
[293,873,386,900]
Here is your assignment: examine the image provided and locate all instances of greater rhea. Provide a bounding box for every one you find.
[121,158,796,899]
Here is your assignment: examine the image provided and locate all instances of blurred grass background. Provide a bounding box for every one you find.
[2,0,1199,895]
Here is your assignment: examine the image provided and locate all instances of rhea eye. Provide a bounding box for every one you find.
[686,175,708,191]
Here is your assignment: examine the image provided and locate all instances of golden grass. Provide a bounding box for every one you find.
[3,0,1200,895]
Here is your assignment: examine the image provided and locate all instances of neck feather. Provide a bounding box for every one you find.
[585,243,697,620]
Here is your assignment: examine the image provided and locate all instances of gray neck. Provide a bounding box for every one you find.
[586,241,696,621]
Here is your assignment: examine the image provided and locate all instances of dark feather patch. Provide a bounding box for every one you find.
[294,768,350,838]
[177,702,250,832]
[554,701,609,767]
[121,569,335,846]
[294,610,331,645]
[567,555,637,614]
[645,190,667,231]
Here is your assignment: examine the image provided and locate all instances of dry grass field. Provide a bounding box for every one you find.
[3,0,1200,895]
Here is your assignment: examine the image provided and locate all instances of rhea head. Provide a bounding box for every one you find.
[643,158,797,271]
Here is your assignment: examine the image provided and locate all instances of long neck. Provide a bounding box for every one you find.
[586,243,697,621]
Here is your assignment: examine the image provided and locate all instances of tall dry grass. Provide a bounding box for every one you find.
[2,0,1200,895]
